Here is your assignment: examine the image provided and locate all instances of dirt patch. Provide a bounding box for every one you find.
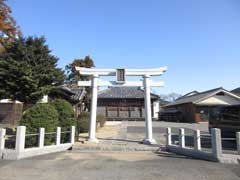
[78,124,122,142]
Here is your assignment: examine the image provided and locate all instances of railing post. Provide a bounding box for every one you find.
[70,126,75,145]
[56,127,61,146]
[16,126,26,152]
[194,129,201,151]
[211,128,222,159]
[0,128,6,151]
[166,127,172,146]
[39,128,45,148]
[179,128,185,148]
[236,132,240,155]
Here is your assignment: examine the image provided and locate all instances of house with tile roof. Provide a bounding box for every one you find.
[97,87,165,121]
[42,86,86,118]
[161,87,240,123]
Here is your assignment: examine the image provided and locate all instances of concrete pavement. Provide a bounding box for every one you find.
[0,151,239,180]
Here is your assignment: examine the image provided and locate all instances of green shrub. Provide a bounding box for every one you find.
[77,112,106,134]
[77,112,90,133]
[97,115,106,127]
[52,99,77,143]
[52,99,76,129]
[20,103,59,147]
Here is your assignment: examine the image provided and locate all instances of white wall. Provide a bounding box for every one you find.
[153,101,160,118]
[197,95,240,106]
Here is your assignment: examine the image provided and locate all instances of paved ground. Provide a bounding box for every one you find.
[75,121,161,151]
[0,151,239,180]
[126,121,209,144]
[127,121,209,132]
[127,121,237,152]
[75,121,236,153]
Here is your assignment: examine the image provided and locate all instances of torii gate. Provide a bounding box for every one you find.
[76,67,167,144]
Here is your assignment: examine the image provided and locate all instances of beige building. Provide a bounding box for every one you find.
[161,87,240,123]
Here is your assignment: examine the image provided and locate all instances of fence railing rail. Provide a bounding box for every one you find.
[0,126,75,160]
[166,127,240,164]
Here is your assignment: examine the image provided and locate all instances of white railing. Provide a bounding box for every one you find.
[0,126,75,160]
[166,128,240,164]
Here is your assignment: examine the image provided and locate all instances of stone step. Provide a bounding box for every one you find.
[72,143,161,152]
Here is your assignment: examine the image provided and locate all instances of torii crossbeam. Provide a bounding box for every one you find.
[76,67,167,144]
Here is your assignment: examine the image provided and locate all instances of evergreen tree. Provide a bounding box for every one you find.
[0,36,65,104]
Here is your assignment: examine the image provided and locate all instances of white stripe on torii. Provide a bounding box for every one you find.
[78,80,164,87]
[76,67,167,144]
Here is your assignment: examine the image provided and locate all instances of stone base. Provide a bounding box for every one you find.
[87,138,99,143]
[142,138,157,145]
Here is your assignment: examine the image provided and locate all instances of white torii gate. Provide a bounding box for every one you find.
[76,67,167,144]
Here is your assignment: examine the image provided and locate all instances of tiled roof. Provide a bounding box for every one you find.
[165,87,240,107]
[59,86,86,101]
[70,88,86,101]
[178,91,199,100]
[98,87,159,99]
[232,87,240,96]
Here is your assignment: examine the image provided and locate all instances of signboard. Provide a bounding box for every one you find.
[116,69,125,84]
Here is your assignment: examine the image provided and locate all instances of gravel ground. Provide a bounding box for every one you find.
[0,152,239,180]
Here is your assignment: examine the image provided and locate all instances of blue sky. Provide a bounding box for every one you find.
[8,0,240,95]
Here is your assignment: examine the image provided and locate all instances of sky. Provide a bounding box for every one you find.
[8,0,240,95]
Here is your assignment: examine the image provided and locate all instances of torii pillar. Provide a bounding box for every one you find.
[88,75,99,142]
[76,67,167,144]
[143,75,156,144]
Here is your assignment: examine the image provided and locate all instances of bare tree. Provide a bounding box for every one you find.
[160,93,182,102]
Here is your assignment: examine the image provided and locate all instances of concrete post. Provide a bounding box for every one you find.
[179,128,185,148]
[0,128,6,151]
[236,132,240,155]
[70,126,75,145]
[56,127,61,146]
[38,128,45,148]
[166,127,172,146]
[16,126,26,152]
[194,129,201,151]
[143,75,156,145]
[211,128,222,159]
[88,75,99,143]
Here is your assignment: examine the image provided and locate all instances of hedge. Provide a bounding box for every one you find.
[20,103,59,147]
[77,112,90,133]
[97,115,106,127]
[77,112,106,133]
[52,99,77,143]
